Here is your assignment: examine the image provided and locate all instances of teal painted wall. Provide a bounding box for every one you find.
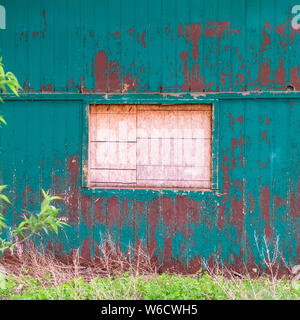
[0,0,300,93]
[0,96,299,271]
[0,0,299,271]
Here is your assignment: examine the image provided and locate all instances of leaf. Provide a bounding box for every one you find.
[42,227,49,235]
[0,116,6,124]
[0,185,7,192]
[7,84,19,96]
[0,194,11,204]
[0,57,21,102]
[41,189,47,198]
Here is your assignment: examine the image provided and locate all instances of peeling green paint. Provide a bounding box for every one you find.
[0,0,298,272]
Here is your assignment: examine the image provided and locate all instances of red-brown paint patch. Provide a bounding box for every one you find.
[261,22,272,55]
[95,50,108,92]
[235,73,244,87]
[163,235,173,265]
[179,50,190,91]
[231,138,238,170]
[221,73,227,86]
[258,161,267,169]
[190,23,202,59]
[108,60,121,92]
[177,23,183,37]
[190,200,200,225]
[162,196,175,227]
[81,194,92,228]
[232,29,241,36]
[275,60,286,85]
[95,51,133,92]
[22,185,35,212]
[191,62,205,91]
[67,154,80,223]
[110,31,121,37]
[260,187,272,239]
[106,196,120,228]
[204,21,231,40]
[231,194,244,242]
[261,61,272,87]
[148,198,160,256]
[290,65,300,90]
[23,79,30,91]
[127,28,134,36]
[94,50,129,92]
[132,200,145,233]
[121,198,129,229]
[141,31,146,48]
[123,72,139,92]
[218,21,230,40]
[249,193,255,213]
[176,195,193,239]
[80,75,89,93]
[81,238,91,260]
[68,78,74,89]
[290,183,300,218]
[205,21,218,38]
[276,24,288,51]
[43,9,46,28]
[238,137,245,167]
[94,196,105,224]
[42,9,47,38]
[274,195,284,218]
[41,84,54,92]
[184,24,190,42]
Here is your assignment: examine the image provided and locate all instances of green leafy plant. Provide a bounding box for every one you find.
[0,185,9,231]
[0,58,68,255]
[0,272,298,300]
[0,188,68,253]
[0,56,22,124]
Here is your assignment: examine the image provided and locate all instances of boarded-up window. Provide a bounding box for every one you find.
[89,104,212,189]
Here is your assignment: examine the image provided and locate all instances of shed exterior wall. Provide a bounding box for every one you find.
[0,0,299,271]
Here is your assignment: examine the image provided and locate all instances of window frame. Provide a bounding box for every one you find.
[82,98,219,192]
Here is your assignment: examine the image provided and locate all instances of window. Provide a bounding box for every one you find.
[88,104,212,189]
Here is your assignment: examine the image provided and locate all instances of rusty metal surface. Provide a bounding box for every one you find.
[0,0,299,272]
[0,0,300,94]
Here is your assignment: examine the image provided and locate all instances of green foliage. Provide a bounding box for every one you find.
[0,272,298,300]
[12,190,68,238]
[0,188,68,253]
[0,186,9,231]
[0,56,21,124]
[0,57,22,102]
[138,273,226,300]
[0,57,67,254]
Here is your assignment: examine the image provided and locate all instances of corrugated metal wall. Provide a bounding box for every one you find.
[1,0,300,93]
[0,0,299,272]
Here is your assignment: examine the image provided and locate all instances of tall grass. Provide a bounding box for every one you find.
[0,235,299,300]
